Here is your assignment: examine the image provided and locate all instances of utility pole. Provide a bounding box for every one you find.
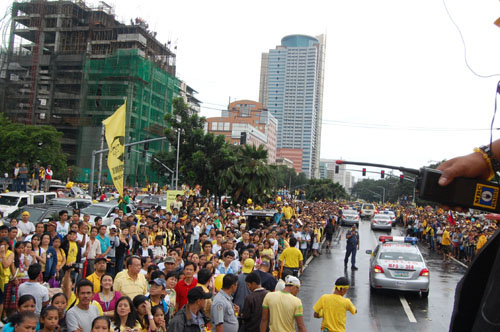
[97,124,105,189]
[175,129,180,190]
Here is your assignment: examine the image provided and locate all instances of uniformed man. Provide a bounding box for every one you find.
[211,274,239,332]
[344,225,359,270]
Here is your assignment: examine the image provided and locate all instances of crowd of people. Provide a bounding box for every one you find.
[3,163,54,193]
[0,190,358,332]
[398,206,498,264]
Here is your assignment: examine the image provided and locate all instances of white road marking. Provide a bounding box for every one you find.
[399,296,417,323]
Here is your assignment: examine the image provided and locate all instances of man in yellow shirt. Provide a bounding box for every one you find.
[476,231,488,253]
[279,238,303,278]
[282,203,294,222]
[260,275,306,332]
[441,226,452,262]
[113,256,147,299]
[86,257,107,293]
[313,277,357,332]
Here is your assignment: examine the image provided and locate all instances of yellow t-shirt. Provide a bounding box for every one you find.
[262,291,303,332]
[313,294,357,332]
[282,206,294,220]
[56,248,66,270]
[476,235,487,252]
[261,248,274,261]
[111,320,142,332]
[279,247,303,268]
[2,250,13,284]
[86,272,102,294]
[441,230,451,246]
[66,241,78,265]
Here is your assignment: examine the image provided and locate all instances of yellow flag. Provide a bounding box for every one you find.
[102,102,126,196]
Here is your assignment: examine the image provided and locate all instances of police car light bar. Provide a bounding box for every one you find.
[379,236,418,244]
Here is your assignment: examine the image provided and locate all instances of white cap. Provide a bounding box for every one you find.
[285,275,301,288]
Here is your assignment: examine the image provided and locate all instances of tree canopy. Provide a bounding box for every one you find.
[0,114,67,177]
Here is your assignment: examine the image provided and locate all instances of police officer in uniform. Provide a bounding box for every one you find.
[344,225,359,270]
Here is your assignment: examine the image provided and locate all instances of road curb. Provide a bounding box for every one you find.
[450,256,469,269]
[300,238,325,276]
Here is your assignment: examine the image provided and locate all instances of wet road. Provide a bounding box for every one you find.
[299,220,466,332]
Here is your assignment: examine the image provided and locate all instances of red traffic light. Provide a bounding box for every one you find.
[381,170,385,178]
[362,168,366,176]
[400,174,404,182]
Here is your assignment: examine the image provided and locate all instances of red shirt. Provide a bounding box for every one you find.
[174,277,198,311]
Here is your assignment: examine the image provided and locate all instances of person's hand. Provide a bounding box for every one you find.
[145,300,152,315]
[437,151,491,187]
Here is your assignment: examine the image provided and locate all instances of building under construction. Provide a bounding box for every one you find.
[1,0,181,186]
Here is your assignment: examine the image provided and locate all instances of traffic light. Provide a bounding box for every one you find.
[144,142,149,151]
[400,174,404,183]
[127,146,131,154]
[381,170,385,178]
[335,165,339,174]
[142,150,146,158]
[362,168,366,176]
[240,132,247,145]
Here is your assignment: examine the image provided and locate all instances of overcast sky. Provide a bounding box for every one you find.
[3,0,500,180]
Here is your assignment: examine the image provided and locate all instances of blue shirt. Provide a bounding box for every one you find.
[97,234,110,254]
[346,230,359,247]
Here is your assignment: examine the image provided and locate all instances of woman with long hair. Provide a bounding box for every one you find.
[92,273,122,318]
[50,293,67,332]
[29,235,42,264]
[111,297,141,332]
[39,233,57,283]
[132,295,157,332]
[52,237,65,280]
[4,241,29,316]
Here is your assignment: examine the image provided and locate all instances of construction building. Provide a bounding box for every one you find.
[1,0,179,186]
[206,100,278,164]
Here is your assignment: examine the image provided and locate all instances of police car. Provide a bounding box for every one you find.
[366,236,430,297]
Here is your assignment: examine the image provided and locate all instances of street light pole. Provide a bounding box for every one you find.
[375,186,386,204]
[175,129,180,190]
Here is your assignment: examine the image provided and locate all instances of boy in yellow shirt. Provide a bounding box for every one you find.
[313,277,356,332]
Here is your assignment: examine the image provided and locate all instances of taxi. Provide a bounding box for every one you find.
[366,236,430,297]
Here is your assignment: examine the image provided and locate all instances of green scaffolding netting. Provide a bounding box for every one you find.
[79,48,179,186]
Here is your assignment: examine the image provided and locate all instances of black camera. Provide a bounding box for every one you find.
[62,262,84,273]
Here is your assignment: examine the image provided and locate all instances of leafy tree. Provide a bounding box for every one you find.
[306,178,348,201]
[153,97,234,200]
[220,144,274,204]
[271,165,308,190]
[0,114,67,177]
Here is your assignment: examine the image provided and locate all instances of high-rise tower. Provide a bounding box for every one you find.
[259,34,326,178]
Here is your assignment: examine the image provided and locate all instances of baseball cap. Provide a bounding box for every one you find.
[47,220,57,228]
[109,225,117,231]
[164,256,176,264]
[187,286,211,303]
[149,278,167,289]
[285,275,301,288]
[21,211,30,217]
[95,257,107,264]
[242,258,255,274]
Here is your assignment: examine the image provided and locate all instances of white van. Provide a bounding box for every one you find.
[361,203,376,219]
[0,192,57,216]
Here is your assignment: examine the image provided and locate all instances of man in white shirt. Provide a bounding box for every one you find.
[66,279,99,332]
[17,264,49,315]
[18,211,35,236]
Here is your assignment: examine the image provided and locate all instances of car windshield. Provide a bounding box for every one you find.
[375,215,390,220]
[81,205,110,217]
[48,199,69,206]
[8,208,45,223]
[0,196,19,206]
[379,251,422,262]
[72,187,85,195]
[142,197,159,204]
[363,204,374,210]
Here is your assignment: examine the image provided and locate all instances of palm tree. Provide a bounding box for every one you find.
[220,144,274,204]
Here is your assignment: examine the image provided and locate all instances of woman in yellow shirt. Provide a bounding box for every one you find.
[111,297,143,332]
[53,237,66,278]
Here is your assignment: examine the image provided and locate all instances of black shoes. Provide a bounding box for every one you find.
[351,266,359,270]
